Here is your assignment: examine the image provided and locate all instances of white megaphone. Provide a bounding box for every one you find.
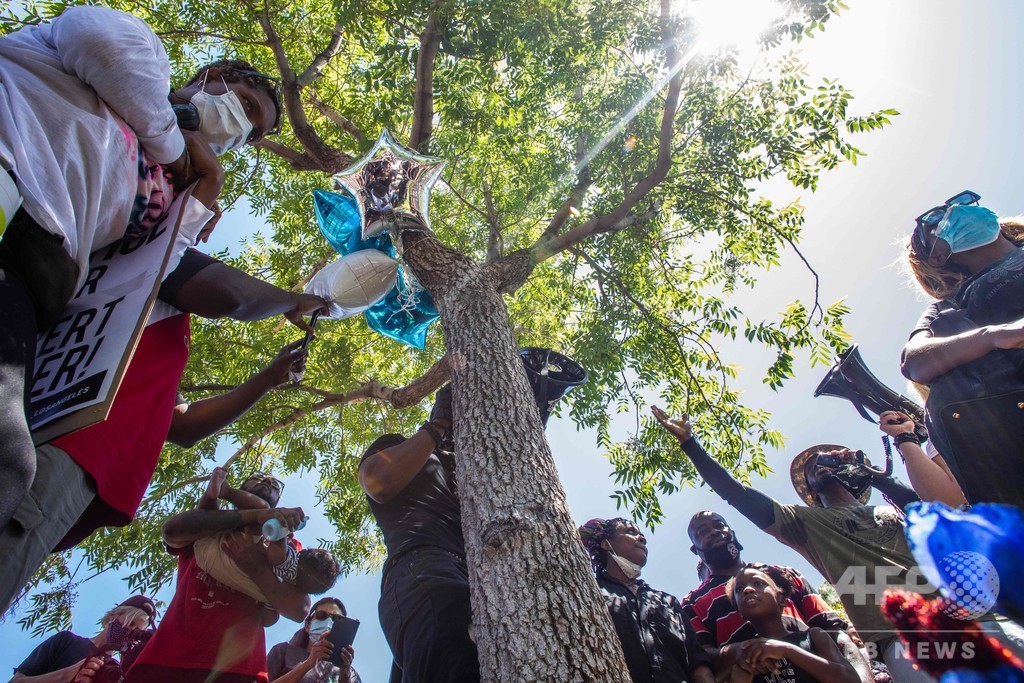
[305,250,399,320]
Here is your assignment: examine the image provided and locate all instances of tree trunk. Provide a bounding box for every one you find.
[401,225,631,682]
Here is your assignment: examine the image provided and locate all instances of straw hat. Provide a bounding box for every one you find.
[790,443,871,507]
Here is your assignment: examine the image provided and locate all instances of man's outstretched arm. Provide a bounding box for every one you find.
[168,341,306,448]
[652,407,776,529]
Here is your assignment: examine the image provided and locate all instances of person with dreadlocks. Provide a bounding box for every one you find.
[0,5,286,535]
[901,191,1024,506]
[680,511,872,683]
[578,517,714,683]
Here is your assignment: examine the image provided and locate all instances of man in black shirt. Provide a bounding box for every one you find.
[358,384,479,683]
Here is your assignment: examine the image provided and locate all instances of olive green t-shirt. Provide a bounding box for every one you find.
[765,501,931,644]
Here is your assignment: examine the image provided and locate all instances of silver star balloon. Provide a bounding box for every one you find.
[332,129,447,242]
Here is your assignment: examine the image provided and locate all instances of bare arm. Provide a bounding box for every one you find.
[879,411,967,507]
[834,631,873,683]
[358,428,438,504]
[898,445,966,507]
[11,662,87,683]
[901,318,1024,384]
[691,664,715,683]
[170,261,325,334]
[168,342,305,447]
[161,507,303,548]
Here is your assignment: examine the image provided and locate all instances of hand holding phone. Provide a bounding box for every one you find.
[326,615,359,667]
[301,311,321,350]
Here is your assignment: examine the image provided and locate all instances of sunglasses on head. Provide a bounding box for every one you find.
[228,68,283,136]
[912,190,981,258]
[247,471,285,494]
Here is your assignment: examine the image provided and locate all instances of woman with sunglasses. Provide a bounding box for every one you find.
[268,598,360,683]
[902,190,1024,505]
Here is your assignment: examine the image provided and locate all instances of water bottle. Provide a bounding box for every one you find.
[262,516,307,542]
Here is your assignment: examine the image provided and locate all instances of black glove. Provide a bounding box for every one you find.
[430,383,453,426]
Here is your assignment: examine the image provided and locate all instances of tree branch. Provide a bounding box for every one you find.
[292,254,330,292]
[483,181,504,264]
[143,357,453,504]
[257,1,352,172]
[253,139,319,171]
[530,0,683,263]
[156,29,268,45]
[408,6,443,152]
[297,19,345,88]
[539,113,591,242]
[308,94,365,142]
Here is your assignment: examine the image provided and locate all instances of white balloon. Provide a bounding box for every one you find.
[305,251,399,319]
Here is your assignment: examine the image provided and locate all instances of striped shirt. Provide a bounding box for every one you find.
[680,562,848,647]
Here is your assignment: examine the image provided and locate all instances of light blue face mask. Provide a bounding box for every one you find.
[934,204,1001,254]
[308,617,333,638]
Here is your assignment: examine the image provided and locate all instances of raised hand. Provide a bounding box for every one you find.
[261,340,308,388]
[651,405,693,443]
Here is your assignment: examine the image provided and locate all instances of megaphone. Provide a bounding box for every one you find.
[814,345,928,442]
[519,347,588,427]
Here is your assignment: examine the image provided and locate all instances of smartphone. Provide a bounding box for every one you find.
[301,311,321,350]
[326,615,360,665]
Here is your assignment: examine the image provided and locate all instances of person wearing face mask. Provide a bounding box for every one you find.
[267,598,361,683]
[578,517,714,683]
[11,595,155,683]
[680,512,871,683]
[650,406,940,683]
[901,191,1024,506]
[0,4,284,539]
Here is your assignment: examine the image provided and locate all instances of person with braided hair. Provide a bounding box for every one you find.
[578,517,714,683]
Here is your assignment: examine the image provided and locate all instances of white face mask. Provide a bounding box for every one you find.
[308,617,333,638]
[608,550,642,580]
[190,74,254,156]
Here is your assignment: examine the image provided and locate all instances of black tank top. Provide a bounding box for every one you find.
[364,452,465,568]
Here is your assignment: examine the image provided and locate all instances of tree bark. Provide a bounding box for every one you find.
[399,223,630,682]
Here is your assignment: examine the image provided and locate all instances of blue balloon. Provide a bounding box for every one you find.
[941,666,1024,683]
[313,190,439,349]
[905,502,1024,625]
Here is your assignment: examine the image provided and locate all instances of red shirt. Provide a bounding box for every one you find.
[128,543,268,681]
[53,310,190,529]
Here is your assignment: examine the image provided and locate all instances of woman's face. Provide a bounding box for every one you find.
[734,569,782,620]
[116,612,150,631]
[305,601,344,634]
[606,524,648,568]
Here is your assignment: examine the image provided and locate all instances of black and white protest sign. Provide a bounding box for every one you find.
[29,189,202,443]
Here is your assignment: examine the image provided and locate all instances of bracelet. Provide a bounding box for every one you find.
[893,432,921,447]
[419,421,445,447]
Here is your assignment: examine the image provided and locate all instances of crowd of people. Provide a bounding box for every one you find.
[2,4,1023,683]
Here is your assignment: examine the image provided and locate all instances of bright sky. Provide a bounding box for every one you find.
[4,1,1022,681]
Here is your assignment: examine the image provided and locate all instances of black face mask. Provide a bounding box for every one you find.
[695,533,743,570]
